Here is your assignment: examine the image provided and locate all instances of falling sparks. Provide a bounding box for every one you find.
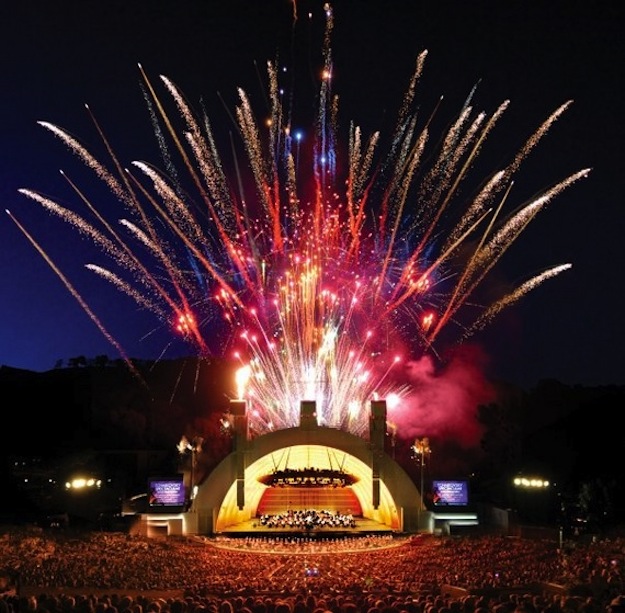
[9,4,589,436]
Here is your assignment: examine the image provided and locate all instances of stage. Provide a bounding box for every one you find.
[219,517,395,538]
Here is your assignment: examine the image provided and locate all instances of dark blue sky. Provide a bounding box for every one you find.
[1,1,623,389]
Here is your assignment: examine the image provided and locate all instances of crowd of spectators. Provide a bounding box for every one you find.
[1,527,625,613]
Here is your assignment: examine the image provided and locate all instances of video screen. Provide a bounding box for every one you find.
[148,476,186,511]
[432,480,469,506]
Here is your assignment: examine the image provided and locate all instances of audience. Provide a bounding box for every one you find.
[1,526,625,613]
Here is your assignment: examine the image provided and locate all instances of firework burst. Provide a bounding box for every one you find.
[10,4,589,436]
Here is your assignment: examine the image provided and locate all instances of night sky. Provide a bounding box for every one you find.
[1,1,623,391]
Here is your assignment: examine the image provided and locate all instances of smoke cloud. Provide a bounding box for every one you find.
[389,344,497,449]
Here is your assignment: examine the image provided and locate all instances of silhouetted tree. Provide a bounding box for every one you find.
[578,477,619,532]
[93,355,110,368]
[478,402,523,472]
[68,355,87,368]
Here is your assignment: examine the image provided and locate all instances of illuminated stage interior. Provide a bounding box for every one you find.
[221,484,393,535]
[213,443,400,533]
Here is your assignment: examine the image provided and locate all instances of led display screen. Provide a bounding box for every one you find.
[432,480,469,506]
[148,476,186,510]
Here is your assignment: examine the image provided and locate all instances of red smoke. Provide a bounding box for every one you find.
[389,344,497,449]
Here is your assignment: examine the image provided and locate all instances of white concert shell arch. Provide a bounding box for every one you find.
[192,425,422,534]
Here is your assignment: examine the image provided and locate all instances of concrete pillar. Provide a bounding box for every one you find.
[300,400,318,430]
[369,400,387,509]
[229,400,248,509]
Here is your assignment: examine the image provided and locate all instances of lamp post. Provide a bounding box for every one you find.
[412,437,431,525]
[178,435,203,508]
[512,475,551,527]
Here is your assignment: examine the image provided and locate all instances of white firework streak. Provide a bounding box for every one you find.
[505,101,573,177]
[85,263,167,319]
[473,169,591,273]
[445,170,506,250]
[132,161,206,245]
[428,168,590,343]
[18,189,122,259]
[37,122,130,205]
[464,263,573,337]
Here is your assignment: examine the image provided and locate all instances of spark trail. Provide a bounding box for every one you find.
[11,4,589,436]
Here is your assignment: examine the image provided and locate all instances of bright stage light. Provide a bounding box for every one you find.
[65,476,102,490]
[513,476,550,489]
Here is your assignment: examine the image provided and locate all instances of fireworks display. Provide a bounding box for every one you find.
[9,4,589,437]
